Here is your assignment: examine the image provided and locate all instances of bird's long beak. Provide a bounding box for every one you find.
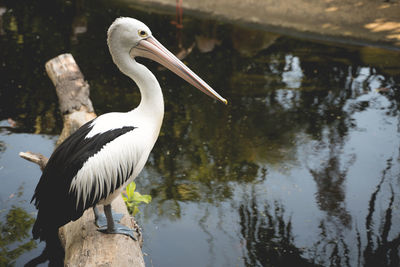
[131,36,228,105]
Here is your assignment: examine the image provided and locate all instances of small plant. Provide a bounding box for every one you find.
[122,181,152,216]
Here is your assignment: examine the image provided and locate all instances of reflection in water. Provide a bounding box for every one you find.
[239,187,318,267]
[282,55,303,89]
[0,195,36,266]
[0,0,399,266]
[308,119,354,227]
[309,156,400,267]
[362,158,400,267]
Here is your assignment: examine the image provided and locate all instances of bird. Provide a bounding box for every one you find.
[27,17,227,265]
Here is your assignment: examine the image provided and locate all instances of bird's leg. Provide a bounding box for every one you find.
[93,206,100,221]
[97,204,137,240]
[104,204,116,229]
[93,205,123,228]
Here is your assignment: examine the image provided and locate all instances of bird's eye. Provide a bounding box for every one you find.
[138,30,148,38]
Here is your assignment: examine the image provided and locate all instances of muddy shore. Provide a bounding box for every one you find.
[129,0,400,49]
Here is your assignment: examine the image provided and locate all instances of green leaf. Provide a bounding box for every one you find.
[132,206,140,216]
[126,182,136,198]
[121,181,152,216]
[141,194,152,204]
[132,192,151,203]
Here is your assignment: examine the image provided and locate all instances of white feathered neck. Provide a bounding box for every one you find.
[107,18,164,120]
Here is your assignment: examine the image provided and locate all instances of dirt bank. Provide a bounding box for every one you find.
[131,0,400,49]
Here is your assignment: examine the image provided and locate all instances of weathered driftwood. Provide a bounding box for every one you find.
[19,152,48,171]
[20,53,145,267]
[44,53,96,146]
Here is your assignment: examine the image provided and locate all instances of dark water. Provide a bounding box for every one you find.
[1,0,400,266]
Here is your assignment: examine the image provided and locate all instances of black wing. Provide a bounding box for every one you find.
[31,118,135,240]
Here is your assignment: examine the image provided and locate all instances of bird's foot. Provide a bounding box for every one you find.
[95,212,124,228]
[97,223,137,240]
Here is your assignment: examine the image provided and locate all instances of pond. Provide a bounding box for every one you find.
[1,0,400,266]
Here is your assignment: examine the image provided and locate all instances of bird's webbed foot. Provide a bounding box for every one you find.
[95,204,137,240]
[97,223,137,240]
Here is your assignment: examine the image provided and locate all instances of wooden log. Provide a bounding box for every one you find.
[62,197,144,267]
[44,53,96,146]
[19,151,48,171]
[21,53,145,266]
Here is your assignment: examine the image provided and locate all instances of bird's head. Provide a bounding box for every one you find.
[107,17,227,105]
[107,17,152,53]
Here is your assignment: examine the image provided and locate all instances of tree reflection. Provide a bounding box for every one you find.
[307,112,354,228]
[362,158,400,267]
[0,206,36,266]
[239,187,318,267]
[237,156,400,267]
[308,155,400,266]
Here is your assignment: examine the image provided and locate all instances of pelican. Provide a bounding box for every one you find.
[29,17,227,264]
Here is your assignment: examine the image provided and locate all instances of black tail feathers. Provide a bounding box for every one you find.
[25,228,64,267]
